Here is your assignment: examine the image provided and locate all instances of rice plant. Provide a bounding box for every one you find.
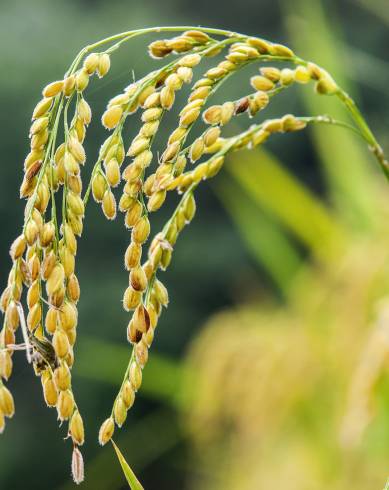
[0,26,387,485]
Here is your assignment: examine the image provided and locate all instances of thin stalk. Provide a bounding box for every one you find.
[61,96,73,227]
[337,89,389,179]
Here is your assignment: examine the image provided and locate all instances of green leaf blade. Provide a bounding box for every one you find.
[111,440,144,490]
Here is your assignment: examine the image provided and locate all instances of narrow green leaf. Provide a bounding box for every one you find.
[215,174,302,294]
[355,0,389,26]
[111,439,144,490]
[344,46,389,94]
[226,148,346,262]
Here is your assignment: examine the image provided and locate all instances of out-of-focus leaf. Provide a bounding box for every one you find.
[215,174,302,294]
[345,46,389,95]
[111,440,144,490]
[355,0,389,25]
[74,336,183,407]
[282,0,379,229]
[226,149,346,262]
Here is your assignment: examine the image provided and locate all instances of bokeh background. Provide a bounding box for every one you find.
[1,0,389,488]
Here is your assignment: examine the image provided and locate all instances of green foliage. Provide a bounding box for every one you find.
[111,440,144,490]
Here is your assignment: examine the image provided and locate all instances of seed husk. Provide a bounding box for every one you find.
[114,397,127,427]
[98,417,114,445]
[43,80,64,97]
[71,446,85,485]
[57,389,74,420]
[0,386,15,417]
[121,381,135,409]
[129,361,142,391]
[43,377,58,407]
[70,410,85,445]
[132,216,150,244]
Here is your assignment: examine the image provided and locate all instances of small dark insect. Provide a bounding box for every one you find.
[4,334,59,374]
[29,333,59,374]
[10,302,59,373]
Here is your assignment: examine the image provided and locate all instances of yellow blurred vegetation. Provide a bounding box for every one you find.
[186,224,389,489]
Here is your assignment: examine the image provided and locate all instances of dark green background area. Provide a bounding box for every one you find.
[0,0,388,488]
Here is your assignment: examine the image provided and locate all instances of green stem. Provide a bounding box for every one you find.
[61,96,74,226]
[337,89,389,179]
[81,26,241,53]
[66,26,243,79]
[298,115,366,139]
[48,96,65,250]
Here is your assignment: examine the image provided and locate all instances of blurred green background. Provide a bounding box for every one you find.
[1,0,389,488]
